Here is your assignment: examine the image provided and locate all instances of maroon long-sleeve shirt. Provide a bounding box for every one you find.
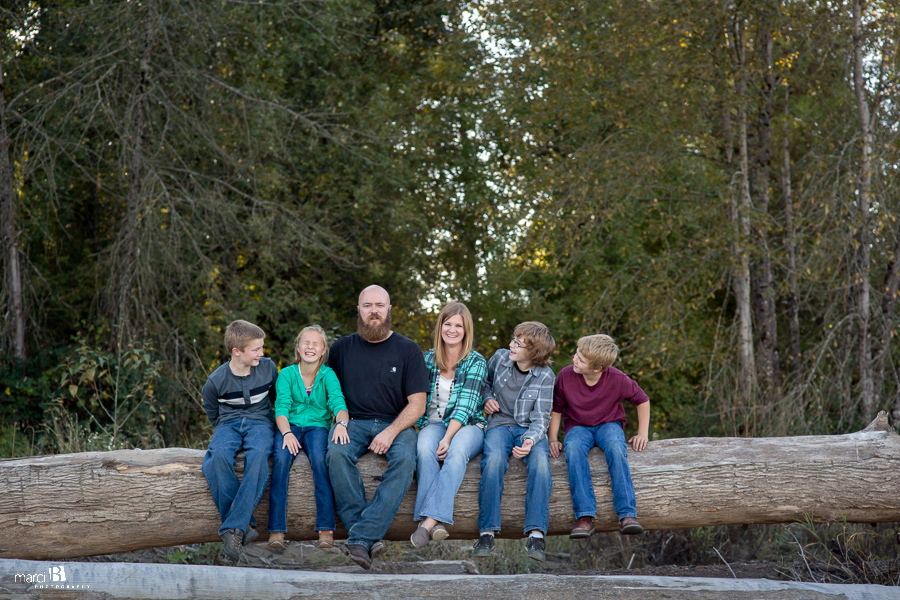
[552,365,649,433]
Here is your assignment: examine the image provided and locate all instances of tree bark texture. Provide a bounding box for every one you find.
[727,8,758,410]
[0,48,27,362]
[1,414,899,560]
[852,0,875,417]
[781,85,802,387]
[2,560,897,600]
[749,11,780,397]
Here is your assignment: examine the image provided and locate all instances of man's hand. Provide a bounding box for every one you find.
[512,438,534,458]
[628,434,648,452]
[548,440,562,458]
[484,398,499,414]
[282,432,302,456]
[370,428,397,455]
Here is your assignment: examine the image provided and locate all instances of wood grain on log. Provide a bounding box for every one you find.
[2,559,897,600]
[1,414,899,560]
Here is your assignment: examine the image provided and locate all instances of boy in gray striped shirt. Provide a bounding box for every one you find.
[201,320,277,560]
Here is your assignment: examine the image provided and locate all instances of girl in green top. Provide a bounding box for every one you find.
[267,325,349,550]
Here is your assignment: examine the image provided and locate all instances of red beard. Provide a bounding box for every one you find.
[357,312,392,342]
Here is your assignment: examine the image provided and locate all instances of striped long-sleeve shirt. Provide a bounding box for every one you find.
[201,357,277,427]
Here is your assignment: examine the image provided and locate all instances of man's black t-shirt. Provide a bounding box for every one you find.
[327,331,429,421]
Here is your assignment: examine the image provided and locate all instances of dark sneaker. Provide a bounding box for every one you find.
[410,526,431,548]
[242,528,259,545]
[472,533,495,557]
[619,517,644,535]
[370,540,387,559]
[341,543,372,570]
[221,529,243,560]
[526,536,546,562]
[570,516,595,539]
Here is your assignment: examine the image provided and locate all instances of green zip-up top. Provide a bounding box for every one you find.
[274,363,347,428]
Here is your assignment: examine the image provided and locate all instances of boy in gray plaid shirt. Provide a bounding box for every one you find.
[473,321,556,562]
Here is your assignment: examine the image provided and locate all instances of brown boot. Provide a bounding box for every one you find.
[267,532,286,550]
[570,516,595,539]
[316,531,335,549]
[619,517,644,535]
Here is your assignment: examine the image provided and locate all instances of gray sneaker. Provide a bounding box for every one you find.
[242,528,259,545]
[410,526,431,548]
[526,536,545,562]
[473,533,495,557]
[221,529,243,560]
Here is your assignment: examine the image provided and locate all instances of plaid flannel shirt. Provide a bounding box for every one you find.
[416,349,488,429]
[482,348,556,444]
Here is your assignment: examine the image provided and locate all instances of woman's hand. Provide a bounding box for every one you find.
[436,437,452,460]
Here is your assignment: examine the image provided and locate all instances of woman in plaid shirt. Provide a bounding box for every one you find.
[410,302,488,548]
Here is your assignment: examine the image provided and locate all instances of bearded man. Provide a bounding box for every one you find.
[325,285,428,569]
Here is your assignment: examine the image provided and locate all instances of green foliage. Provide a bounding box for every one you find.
[46,337,164,452]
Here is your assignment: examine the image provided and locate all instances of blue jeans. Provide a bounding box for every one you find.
[267,425,335,533]
[326,419,417,549]
[478,425,552,535]
[564,422,636,520]
[414,422,484,525]
[202,417,275,537]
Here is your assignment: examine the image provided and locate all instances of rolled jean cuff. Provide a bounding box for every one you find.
[346,538,372,551]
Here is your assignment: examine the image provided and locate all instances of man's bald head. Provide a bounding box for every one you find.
[358,285,390,307]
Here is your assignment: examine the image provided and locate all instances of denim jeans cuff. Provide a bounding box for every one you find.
[268,529,287,534]
[574,511,597,519]
[346,538,372,550]
[420,512,454,526]
[523,526,547,535]
[617,512,638,519]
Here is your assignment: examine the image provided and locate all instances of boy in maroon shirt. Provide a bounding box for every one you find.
[548,334,649,538]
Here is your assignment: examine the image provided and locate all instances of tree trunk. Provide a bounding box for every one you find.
[781,85,802,387]
[110,4,154,345]
[852,0,875,418]
[2,560,897,600]
[749,12,780,398]
[0,47,26,362]
[728,7,758,419]
[1,414,898,561]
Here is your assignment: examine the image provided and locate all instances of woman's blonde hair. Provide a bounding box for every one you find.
[294,325,329,370]
[433,301,475,371]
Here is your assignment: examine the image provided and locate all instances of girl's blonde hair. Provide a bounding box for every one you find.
[433,301,475,371]
[294,325,329,370]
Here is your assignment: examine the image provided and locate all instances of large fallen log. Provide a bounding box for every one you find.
[1,413,899,560]
[2,559,897,600]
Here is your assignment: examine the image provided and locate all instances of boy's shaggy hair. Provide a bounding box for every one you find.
[513,321,556,367]
[577,334,619,371]
[224,320,266,354]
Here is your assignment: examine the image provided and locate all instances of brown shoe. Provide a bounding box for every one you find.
[619,517,644,535]
[570,516,595,539]
[316,531,335,549]
[341,543,372,570]
[267,532,286,551]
